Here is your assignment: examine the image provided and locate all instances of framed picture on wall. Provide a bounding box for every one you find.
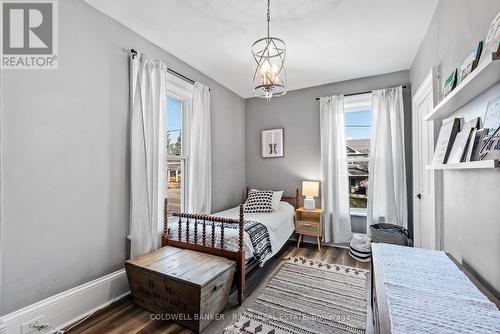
[261,128,284,158]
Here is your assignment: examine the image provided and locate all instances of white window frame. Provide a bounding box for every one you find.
[166,74,193,218]
[344,93,372,216]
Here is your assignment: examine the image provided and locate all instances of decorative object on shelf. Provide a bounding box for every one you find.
[479,10,500,64]
[432,118,461,164]
[301,181,320,210]
[484,95,500,135]
[447,126,474,164]
[480,126,500,160]
[251,0,287,101]
[443,69,458,98]
[448,117,480,163]
[457,41,483,84]
[261,128,284,158]
[466,128,488,162]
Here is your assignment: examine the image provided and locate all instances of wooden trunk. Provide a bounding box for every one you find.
[125,246,235,333]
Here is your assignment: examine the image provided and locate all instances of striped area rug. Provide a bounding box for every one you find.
[225,257,369,334]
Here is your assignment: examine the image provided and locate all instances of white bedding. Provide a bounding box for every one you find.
[215,201,296,263]
[168,201,295,266]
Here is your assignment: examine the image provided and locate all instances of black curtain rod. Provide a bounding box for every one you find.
[315,85,407,100]
[131,49,210,90]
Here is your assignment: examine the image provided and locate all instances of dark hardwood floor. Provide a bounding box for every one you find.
[66,242,370,334]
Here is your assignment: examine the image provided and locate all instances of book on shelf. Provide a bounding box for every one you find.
[480,136,500,160]
[463,117,480,130]
[442,69,458,98]
[467,128,488,162]
[457,41,483,84]
[464,128,478,162]
[448,127,474,164]
[484,96,500,136]
[432,118,461,165]
[448,117,480,163]
[480,126,500,160]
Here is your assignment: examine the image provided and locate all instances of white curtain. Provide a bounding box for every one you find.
[367,86,407,231]
[320,95,352,244]
[186,82,211,214]
[129,53,168,258]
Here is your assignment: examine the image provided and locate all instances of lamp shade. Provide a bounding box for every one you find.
[302,181,319,197]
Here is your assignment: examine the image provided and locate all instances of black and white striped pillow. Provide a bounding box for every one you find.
[244,190,273,213]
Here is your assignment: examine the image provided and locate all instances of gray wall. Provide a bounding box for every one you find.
[0,0,245,314]
[410,0,500,89]
[245,70,413,237]
[410,0,500,296]
[444,84,500,297]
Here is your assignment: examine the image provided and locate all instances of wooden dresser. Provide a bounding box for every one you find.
[125,246,235,333]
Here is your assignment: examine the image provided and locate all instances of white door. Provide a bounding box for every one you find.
[412,69,442,250]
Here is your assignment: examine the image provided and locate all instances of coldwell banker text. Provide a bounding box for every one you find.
[1,0,58,69]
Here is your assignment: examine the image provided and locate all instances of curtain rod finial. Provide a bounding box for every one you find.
[130,49,138,59]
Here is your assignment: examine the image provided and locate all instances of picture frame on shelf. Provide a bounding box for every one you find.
[261,128,284,158]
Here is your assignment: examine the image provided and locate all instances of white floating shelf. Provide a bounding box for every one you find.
[426,160,500,170]
[425,54,500,121]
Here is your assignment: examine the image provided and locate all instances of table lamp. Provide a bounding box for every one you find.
[302,181,319,210]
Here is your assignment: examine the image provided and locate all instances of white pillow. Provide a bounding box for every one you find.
[271,191,283,211]
[251,188,283,211]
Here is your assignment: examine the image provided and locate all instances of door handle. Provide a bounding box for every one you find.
[416,193,422,199]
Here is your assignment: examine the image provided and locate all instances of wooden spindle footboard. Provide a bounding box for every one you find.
[161,188,299,306]
[162,198,246,305]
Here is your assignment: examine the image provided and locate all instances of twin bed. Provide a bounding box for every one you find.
[162,187,299,305]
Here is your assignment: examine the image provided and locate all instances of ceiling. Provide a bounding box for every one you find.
[84,0,438,98]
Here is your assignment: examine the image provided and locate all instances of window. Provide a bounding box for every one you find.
[344,94,372,212]
[166,76,193,217]
[167,96,185,216]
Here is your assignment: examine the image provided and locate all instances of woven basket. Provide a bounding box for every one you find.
[349,234,372,262]
[370,223,410,246]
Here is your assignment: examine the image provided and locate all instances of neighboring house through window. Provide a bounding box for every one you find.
[166,75,193,217]
[344,93,372,216]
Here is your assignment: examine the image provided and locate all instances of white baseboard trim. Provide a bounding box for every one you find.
[0,269,129,334]
[0,322,7,334]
